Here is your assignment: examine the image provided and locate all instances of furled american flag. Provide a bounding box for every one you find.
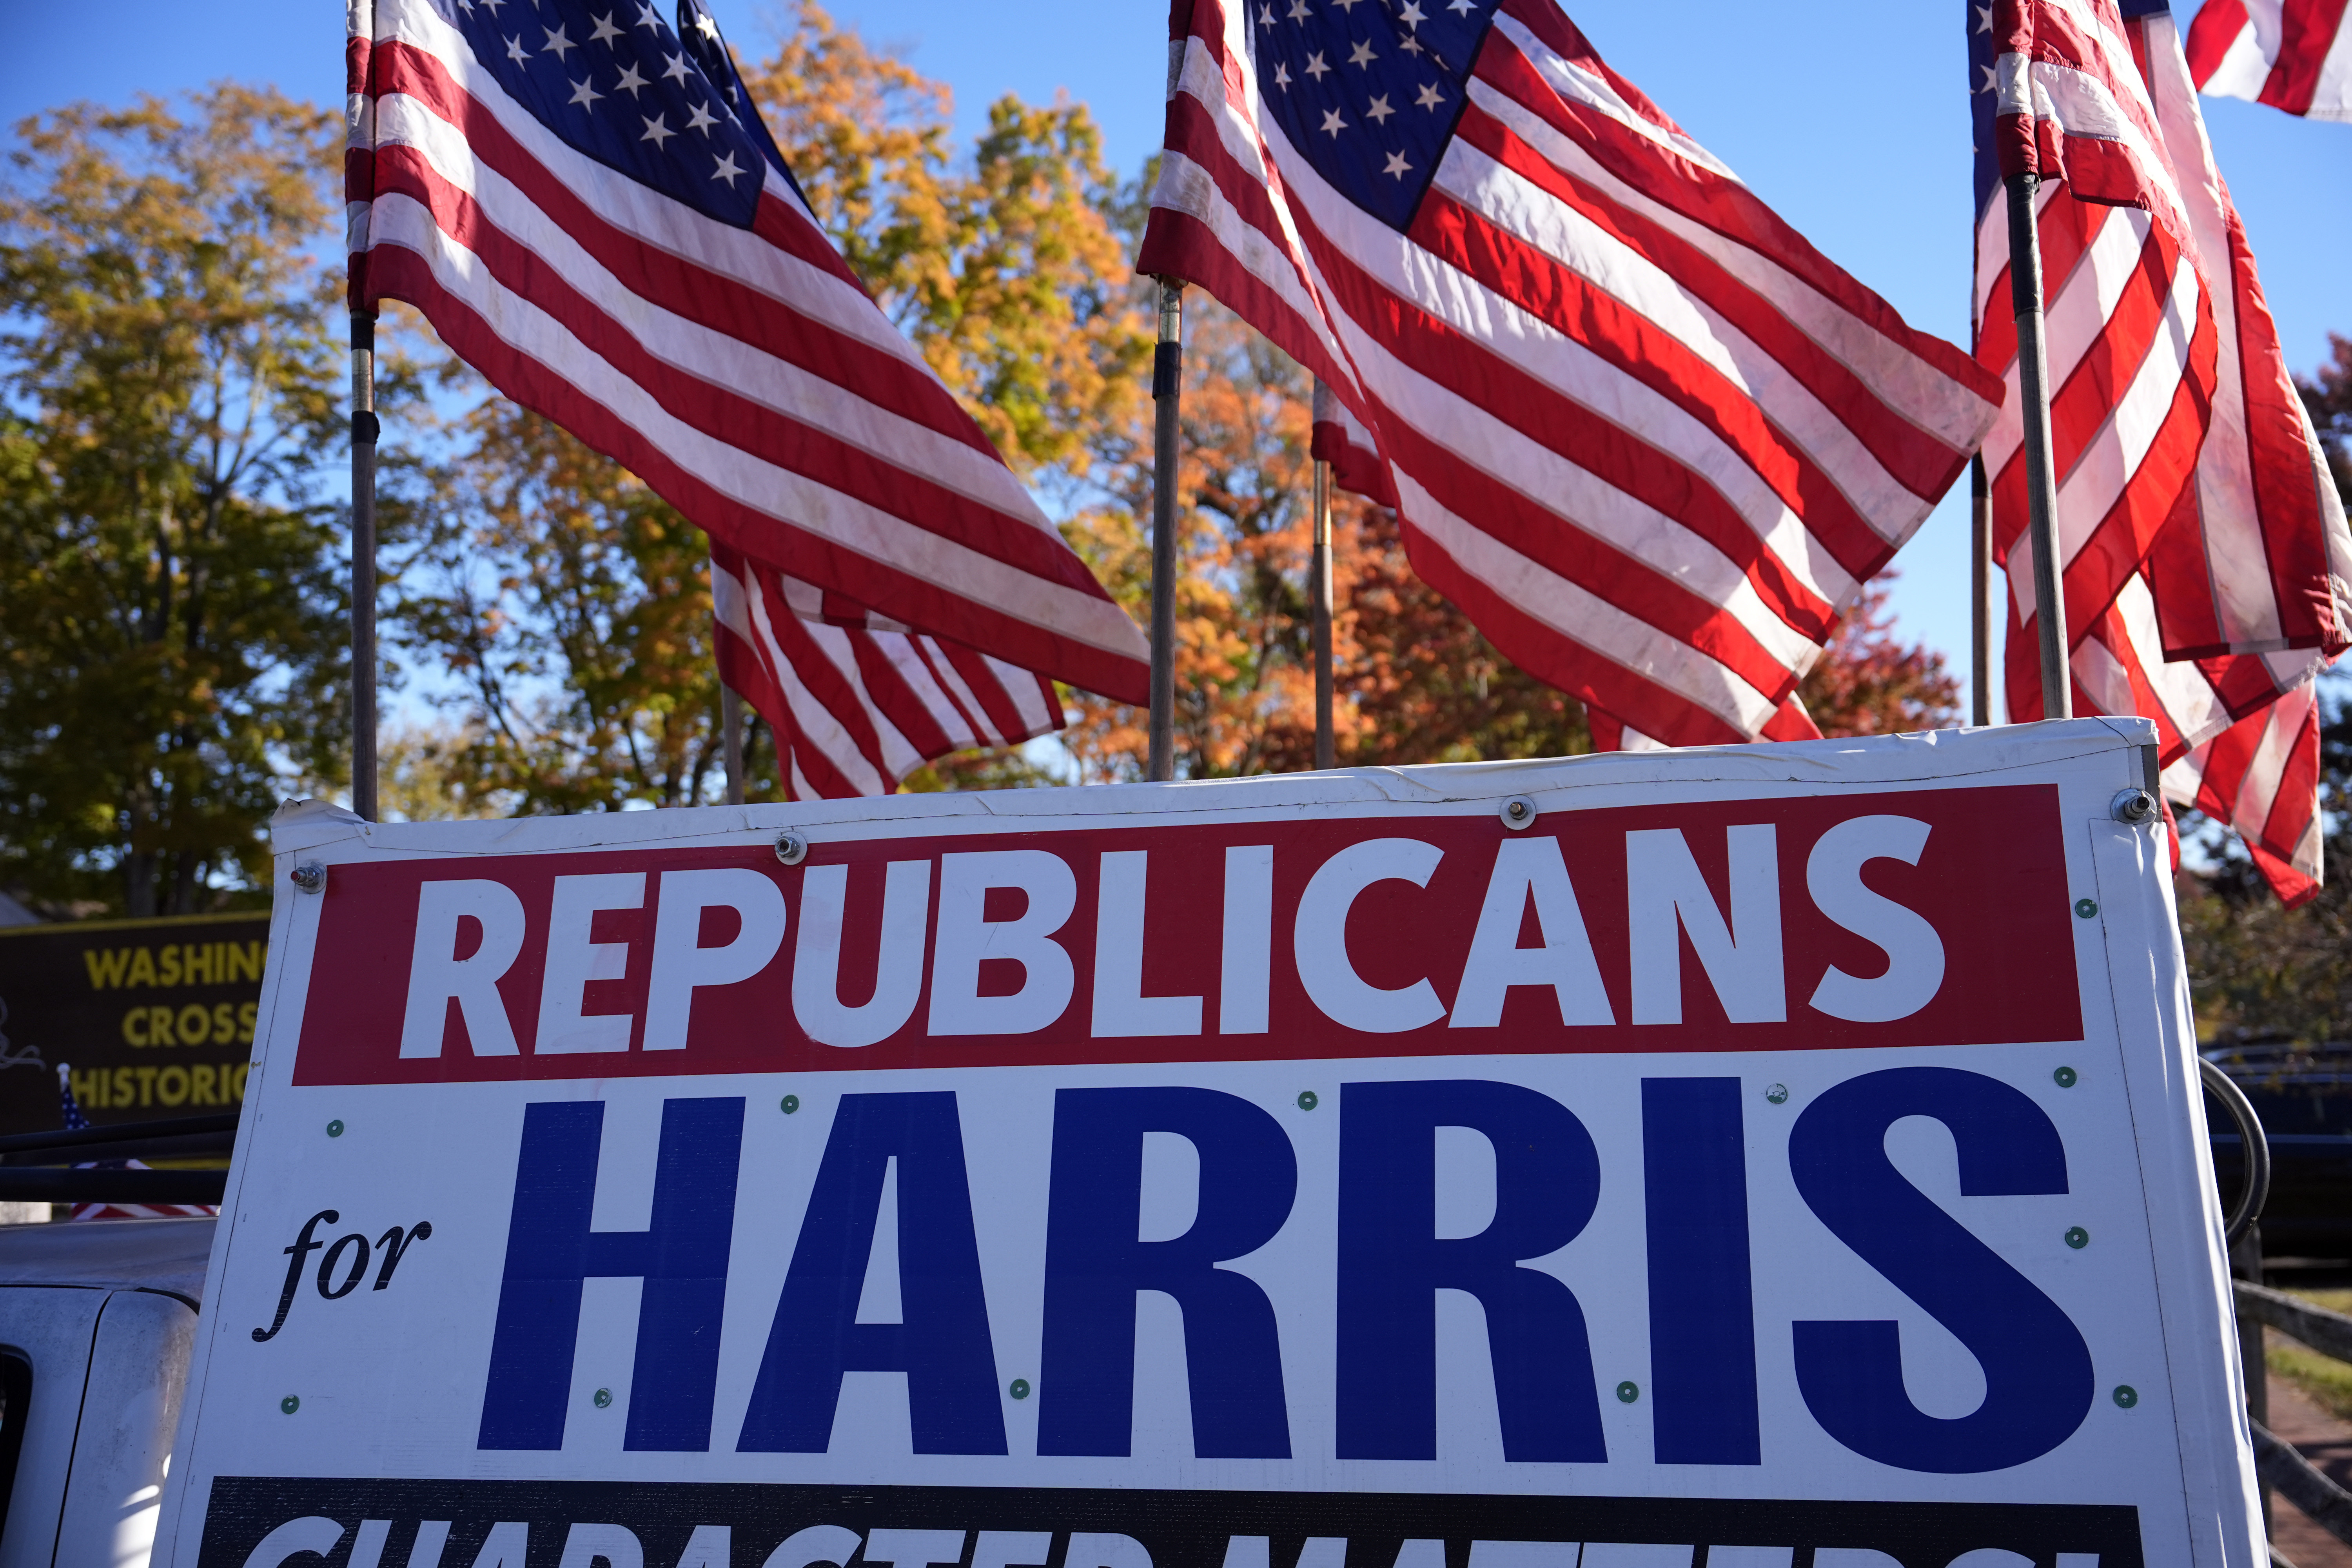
[1973,0,2352,904]
[2184,0,2352,120]
[54,1065,214,1223]
[1139,0,2004,751]
[345,0,1149,797]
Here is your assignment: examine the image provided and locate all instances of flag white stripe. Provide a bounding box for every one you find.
[377,94,1064,529]
[1432,137,1922,532]
[1397,470,1783,733]
[368,196,1146,659]
[377,12,942,381]
[1466,60,1984,451]
[1337,318,1839,663]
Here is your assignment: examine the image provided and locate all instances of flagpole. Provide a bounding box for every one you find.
[350,308,379,822]
[720,684,746,806]
[2004,172,2071,720]
[1148,278,1185,782]
[1312,455,1335,769]
[1970,453,1993,726]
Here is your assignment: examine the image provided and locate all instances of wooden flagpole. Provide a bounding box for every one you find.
[2004,171,2071,720]
[1312,454,1334,769]
[1149,279,1185,782]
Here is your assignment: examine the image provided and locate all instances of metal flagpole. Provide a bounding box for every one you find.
[350,309,380,822]
[1148,278,1185,782]
[2003,172,2071,720]
[1970,453,1993,727]
[720,684,746,806]
[1312,455,1334,769]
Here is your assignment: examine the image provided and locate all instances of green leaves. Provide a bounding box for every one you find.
[0,86,348,915]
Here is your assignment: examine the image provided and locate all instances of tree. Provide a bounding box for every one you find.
[2299,332,2352,512]
[1797,575,1964,738]
[0,87,349,915]
[393,398,732,815]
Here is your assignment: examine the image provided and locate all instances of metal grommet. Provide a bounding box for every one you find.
[2074,898,2100,920]
[2112,1385,2138,1408]
[1297,1090,1319,1111]
[326,1119,345,1138]
[290,862,327,894]
[2054,1066,2079,1088]
[2111,788,2159,826]
[775,831,809,866]
[2065,1226,2090,1250]
[1500,796,1538,830]
[1765,1083,1789,1105]
[1009,1379,1032,1400]
[593,1388,614,1408]
[780,1094,800,1114]
[280,1395,300,1415]
[1616,1381,1639,1404]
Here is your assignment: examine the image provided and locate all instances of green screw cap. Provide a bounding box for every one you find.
[279,1396,299,1415]
[1009,1378,1032,1400]
[2065,1226,2090,1250]
[326,1120,344,1138]
[1764,1084,1789,1105]
[781,1095,800,1114]
[2075,898,2100,920]
[2054,1066,2079,1088]
[2113,1385,2138,1408]
[1297,1091,1319,1111]
[593,1388,614,1408]
[1616,1381,1639,1404]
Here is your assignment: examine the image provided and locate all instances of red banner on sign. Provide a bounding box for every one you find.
[290,785,2081,1086]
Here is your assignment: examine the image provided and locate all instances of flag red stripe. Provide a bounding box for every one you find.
[1472,25,1995,402]
[1401,519,1765,748]
[2267,0,2352,110]
[372,44,991,459]
[370,247,1149,701]
[1307,216,1848,642]
[370,152,1118,602]
[1447,103,1964,506]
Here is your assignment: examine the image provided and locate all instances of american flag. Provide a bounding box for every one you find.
[1975,0,2352,904]
[2184,0,2352,120]
[1138,0,2005,751]
[345,0,1149,797]
[55,1065,214,1223]
[711,544,1065,799]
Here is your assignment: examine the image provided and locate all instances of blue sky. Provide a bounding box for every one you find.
[6,0,2347,719]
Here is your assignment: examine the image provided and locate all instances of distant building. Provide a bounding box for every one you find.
[0,894,37,928]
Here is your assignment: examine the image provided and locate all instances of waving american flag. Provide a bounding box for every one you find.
[1973,0,2352,903]
[345,0,1149,795]
[1140,0,2005,749]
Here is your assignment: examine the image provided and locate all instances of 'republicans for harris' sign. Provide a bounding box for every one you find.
[162,719,2260,1568]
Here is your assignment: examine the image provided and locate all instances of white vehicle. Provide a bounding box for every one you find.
[0,1217,211,1567]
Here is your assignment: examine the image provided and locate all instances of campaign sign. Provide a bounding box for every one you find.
[157,720,2261,1568]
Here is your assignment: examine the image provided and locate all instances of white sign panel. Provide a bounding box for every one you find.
[159,720,2260,1568]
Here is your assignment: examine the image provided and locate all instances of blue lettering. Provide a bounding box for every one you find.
[477,1097,744,1451]
[1789,1065,2093,1473]
[1336,1079,1605,1462]
[1037,1086,1298,1458]
[1643,1076,1760,1464]
[737,1092,1006,1455]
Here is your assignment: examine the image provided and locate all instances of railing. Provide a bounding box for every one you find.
[2239,1281,2352,1550]
[2205,1055,2352,1563]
